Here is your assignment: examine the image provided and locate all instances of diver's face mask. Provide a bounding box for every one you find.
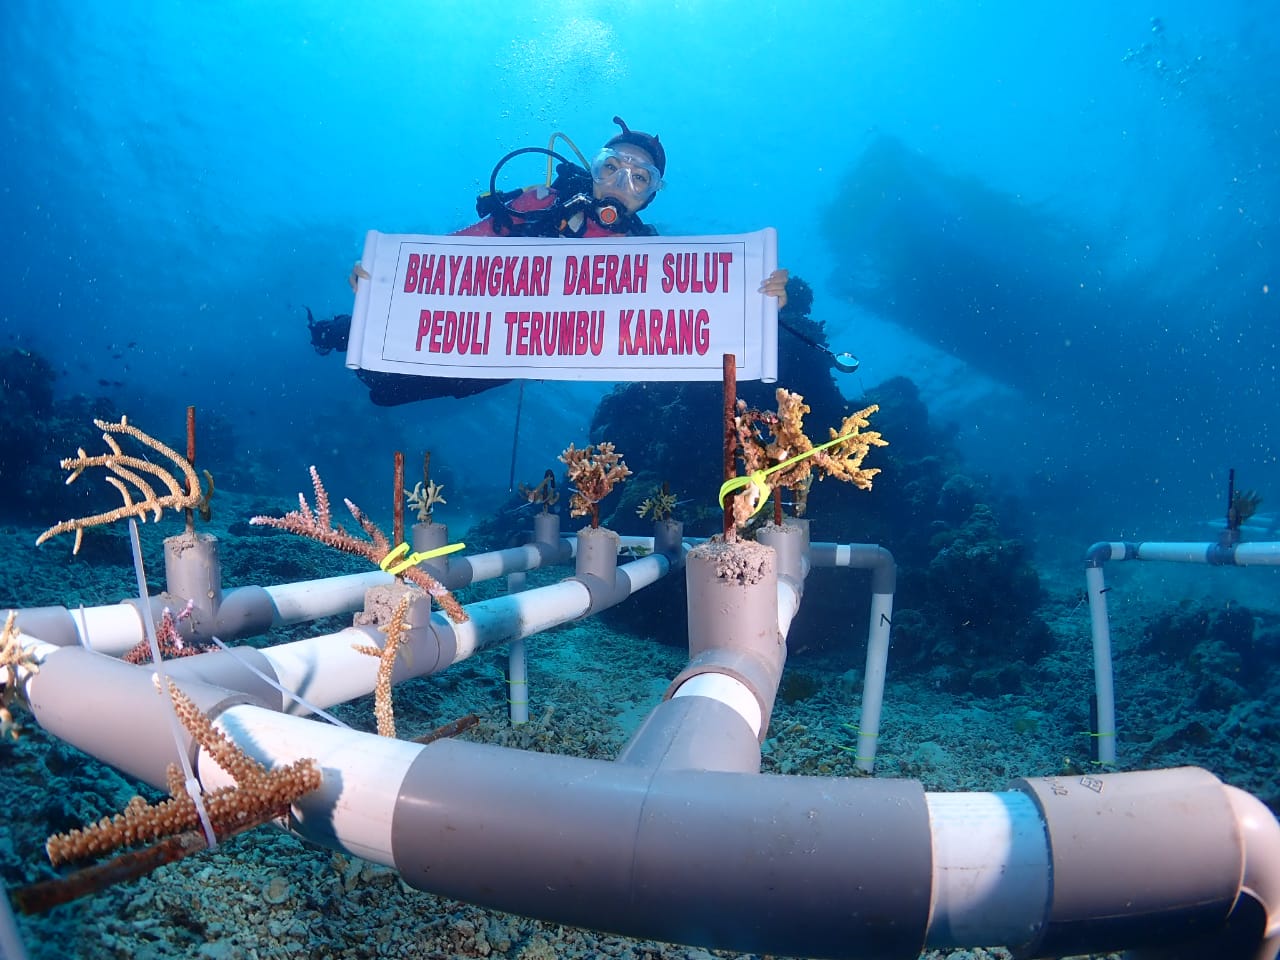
[590,148,662,211]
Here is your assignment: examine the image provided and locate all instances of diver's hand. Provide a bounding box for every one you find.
[349,261,370,292]
[759,268,789,310]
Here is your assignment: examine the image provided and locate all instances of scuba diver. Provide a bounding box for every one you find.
[324,116,790,406]
[306,307,499,404]
[456,114,670,239]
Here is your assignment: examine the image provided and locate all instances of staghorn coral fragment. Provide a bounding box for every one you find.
[1,611,39,740]
[36,416,210,554]
[17,681,322,913]
[251,466,467,624]
[352,590,415,738]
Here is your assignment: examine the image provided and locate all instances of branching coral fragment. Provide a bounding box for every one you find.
[121,601,209,664]
[729,389,887,530]
[250,466,467,623]
[405,480,447,523]
[1,611,38,741]
[14,681,322,913]
[559,442,631,529]
[35,416,212,554]
[636,482,679,522]
[351,591,414,738]
[812,405,888,491]
[518,469,560,514]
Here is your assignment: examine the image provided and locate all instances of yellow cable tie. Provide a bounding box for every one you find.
[378,543,409,572]
[717,431,856,521]
[718,470,771,515]
[382,541,466,576]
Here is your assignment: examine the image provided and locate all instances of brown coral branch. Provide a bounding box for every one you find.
[811,404,888,491]
[14,814,277,915]
[42,681,321,868]
[728,390,887,532]
[517,469,559,514]
[352,591,414,737]
[411,712,480,745]
[121,602,209,664]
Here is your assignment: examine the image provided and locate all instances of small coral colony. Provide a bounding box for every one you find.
[4,374,885,911]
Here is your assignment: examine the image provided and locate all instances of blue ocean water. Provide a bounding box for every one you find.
[4,0,1274,538]
[3,5,1280,957]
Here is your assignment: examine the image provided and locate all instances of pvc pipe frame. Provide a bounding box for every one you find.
[10,531,1280,958]
[1083,539,1280,766]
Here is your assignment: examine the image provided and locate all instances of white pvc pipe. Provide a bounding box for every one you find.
[1234,542,1280,565]
[203,703,417,867]
[260,580,594,714]
[506,570,529,725]
[854,592,894,773]
[672,673,763,738]
[70,602,146,656]
[1135,542,1214,563]
[507,639,529,725]
[616,535,655,551]
[1084,538,1280,766]
[924,790,1050,947]
[450,580,592,660]
[619,554,669,593]
[805,543,897,773]
[265,571,392,624]
[777,578,801,636]
[1225,785,1280,955]
[1086,565,1117,765]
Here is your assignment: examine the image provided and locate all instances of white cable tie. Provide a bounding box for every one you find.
[129,519,218,852]
[207,635,351,729]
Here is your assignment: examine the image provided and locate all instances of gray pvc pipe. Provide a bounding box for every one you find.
[651,518,684,565]
[678,539,784,741]
[162,532,222,619]
[756,520,809,589]
[809,541,897,592]
[617,691,764,775]
[391,735,933,960]
[1013,766,1247,956]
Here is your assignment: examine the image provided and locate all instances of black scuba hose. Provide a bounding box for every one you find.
[488,146,577,196]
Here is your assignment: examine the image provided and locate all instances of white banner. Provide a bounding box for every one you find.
[347,229,778,382]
